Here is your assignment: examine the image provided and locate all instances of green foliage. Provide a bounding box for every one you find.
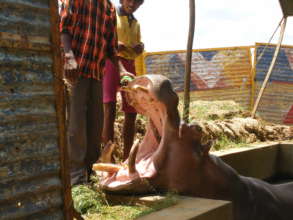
[212,134,246,151]
[84,193,178,220]
[179,99,245,122]
[71,177,179,219]
[72,184,107,214]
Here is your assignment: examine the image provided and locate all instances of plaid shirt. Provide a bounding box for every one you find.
[59,0,118,79]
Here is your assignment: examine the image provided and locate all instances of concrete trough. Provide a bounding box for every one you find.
[138,141,293,220]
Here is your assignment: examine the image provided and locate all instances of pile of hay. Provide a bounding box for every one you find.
[110,100,292,160]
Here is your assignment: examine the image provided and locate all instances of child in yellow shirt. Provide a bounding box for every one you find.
[102,0,144,160]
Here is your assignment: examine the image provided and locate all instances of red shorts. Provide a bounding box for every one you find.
[102,57,136,113]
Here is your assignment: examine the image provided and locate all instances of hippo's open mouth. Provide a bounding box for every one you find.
[93,74,182,194]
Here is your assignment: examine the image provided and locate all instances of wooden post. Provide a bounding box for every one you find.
[49,0,74,219]
[183,0,196,123]
[251,17,287,118]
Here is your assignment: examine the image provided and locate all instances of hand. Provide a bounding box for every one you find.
[119,61,135,86]
[64,69,79,87]
[133,42,144,54]
[119,61,135,78]
[120,71,135,79]
[64,50,78,70]
[118,42,127,52]
[120,75,133,86]
[63,50,78,86]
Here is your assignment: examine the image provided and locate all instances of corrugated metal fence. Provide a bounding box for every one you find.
[254,43,293,125]
[0,0,69,219]
[143,47,253,110]
[143,45,293,125]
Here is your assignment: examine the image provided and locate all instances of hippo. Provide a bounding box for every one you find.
[93,74,293,220]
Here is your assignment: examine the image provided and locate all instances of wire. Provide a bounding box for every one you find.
[254,17,284,66]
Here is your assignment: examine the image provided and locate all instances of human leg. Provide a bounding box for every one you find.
[86,79,104,178]
[119,58,137,160]
[123,112,137,160]
[102,59,120,144]
[102,102,116,144]
[67,78,90,185]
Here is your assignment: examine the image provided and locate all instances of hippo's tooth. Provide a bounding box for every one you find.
[92,163,123,173]
[120,85,148,93]
[119,87,133,92]
[100,141,116,163]
[132,85,148,92]
[128,139,140,174]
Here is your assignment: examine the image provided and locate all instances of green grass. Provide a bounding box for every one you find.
[179,99,245,121]
[72,184,107,215]
[212,134,247,151]
[72,183,178,220]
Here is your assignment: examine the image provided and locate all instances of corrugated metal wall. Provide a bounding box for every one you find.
[253,43,293,125]
[0,0,68,219]
[143,47,253,109]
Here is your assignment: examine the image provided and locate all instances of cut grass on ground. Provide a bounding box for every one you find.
[72,183,178,220]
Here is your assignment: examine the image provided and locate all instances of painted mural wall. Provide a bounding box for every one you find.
[143,45,293,125]
[254,43,293,125]
[144,47,253,109]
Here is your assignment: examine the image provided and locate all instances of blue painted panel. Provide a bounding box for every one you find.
[254,44,293,125]
[255,45,293,83]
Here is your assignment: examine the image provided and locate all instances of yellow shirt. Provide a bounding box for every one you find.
[116,12,142,60]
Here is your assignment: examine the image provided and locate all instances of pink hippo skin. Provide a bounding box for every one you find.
[93,74,293,220]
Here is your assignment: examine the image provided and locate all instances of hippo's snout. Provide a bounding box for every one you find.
[93,74,204,194]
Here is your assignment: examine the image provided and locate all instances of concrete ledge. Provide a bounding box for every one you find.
[278,142,293,177]
[137,197,232,220]
[214,143,279,179]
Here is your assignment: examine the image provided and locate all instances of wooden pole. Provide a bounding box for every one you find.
[49,0,74,219]
[251,17,287,118]
[183,0,196,123]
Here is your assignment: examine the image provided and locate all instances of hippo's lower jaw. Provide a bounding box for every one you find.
[93,74,182,194]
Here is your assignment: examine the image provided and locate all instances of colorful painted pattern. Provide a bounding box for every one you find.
[254,44,293,125]
[143,45,292,125]
[144,47,252,92]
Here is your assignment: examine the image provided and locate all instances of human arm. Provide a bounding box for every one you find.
[132,23,144,55]
[118,41,128,52]
[133,42,144,54]
[59,1,79,85]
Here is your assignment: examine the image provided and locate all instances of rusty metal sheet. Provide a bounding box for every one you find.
[0,0,51,51]
[254,43,293,125]
[0,0,67,219]
[144,47,252,110]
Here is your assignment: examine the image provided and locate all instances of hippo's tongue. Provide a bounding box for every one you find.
[92,122,161,192]
[92,75,179,193]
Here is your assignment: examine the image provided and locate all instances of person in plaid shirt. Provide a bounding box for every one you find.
[59,0,118,185]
